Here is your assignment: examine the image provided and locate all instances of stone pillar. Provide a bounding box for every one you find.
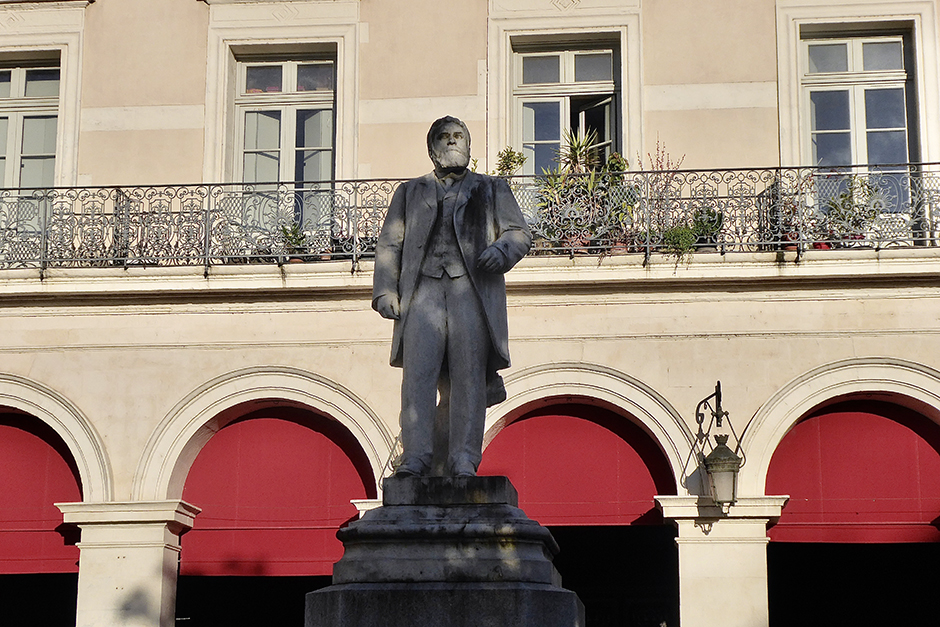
[57,501,200,627]
[655,496,788,627]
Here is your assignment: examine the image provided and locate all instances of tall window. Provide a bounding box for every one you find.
[235,57,335,186]
[513,46,619,175]
[0,61,59,189]
[802,35,915,168]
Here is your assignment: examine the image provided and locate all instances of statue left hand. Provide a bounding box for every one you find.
[477,246,508,273]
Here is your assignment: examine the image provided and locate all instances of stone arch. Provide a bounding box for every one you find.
[133,366,395,501]
[0,373,112,502]
[741,357,940,496]
[485,362,694,493]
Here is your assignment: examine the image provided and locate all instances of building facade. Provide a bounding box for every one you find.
[3,0,940,626]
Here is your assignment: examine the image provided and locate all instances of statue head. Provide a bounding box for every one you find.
[427,116,471,172]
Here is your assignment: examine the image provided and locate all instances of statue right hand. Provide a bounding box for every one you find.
[375,294,401,320]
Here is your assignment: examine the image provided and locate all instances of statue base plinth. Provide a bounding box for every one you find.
[305,476,584,627]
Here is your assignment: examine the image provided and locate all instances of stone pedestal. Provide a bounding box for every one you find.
[306,476,584,627]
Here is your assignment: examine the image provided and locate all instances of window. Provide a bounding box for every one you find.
[235,57,335,186]
[0,61,59,189]
[513,46,619,175]
[802,35,915,168]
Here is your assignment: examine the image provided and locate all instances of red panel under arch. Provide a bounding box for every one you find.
[478,403,676,525]
[767,400,940,543]
[180,407,376,576]
[0,412,82,574]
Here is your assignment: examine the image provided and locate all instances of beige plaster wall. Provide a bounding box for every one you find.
[357,0,487,178]
[642,0,777,86]
[5,251,940,504]
[77,0,209,185]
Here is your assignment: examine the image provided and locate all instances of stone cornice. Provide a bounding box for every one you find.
[2,248,940,306]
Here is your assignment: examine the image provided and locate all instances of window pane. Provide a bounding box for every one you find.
[296,109,333,149]
[24,69,59,98]
[865,88,905,129]
[246,66,282,94]
[244,111,280,150]
[863,41,903,71]
[808,44,848,73]
[0,156,5,184]
[243,151,279,183]
[523,142,559,175]
[295,149,332,183]
[19,156,55,187]
[522,55,560,84]
[522,101,560,142]
[21,116,57,155]
[0,116,7,148]
[867,130,908,165]
[297,64,333,92]
[0,71,10,98]
[813,132,852,167]
[810,90,850,131]
[574,53,612,82]
[574,97,613,146]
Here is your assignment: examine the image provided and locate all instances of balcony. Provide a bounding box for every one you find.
[2,164,939,275]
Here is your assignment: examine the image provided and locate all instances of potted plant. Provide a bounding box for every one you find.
[822,175,879,247]
[692,206,723,251]
[279,222,310,262]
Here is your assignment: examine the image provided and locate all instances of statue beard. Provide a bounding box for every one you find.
[431,146,470,173]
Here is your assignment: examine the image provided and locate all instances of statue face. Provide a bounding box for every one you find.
[430,122,470,170]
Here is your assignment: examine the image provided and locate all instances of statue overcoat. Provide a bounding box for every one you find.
[372,171,532,370]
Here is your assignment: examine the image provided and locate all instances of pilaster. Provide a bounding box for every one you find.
[56,501,201,627]
[655,495,789,627]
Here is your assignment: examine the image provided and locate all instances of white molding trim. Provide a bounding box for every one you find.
[485,361,693,493]
[203,1,360,182]
[776,0,940,165]
[0,372,112,501]
[0,1,87,186]
[132,365,394,501]
[486,10,641,173]
[741,356,940,495]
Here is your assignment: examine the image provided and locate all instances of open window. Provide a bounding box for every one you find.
[513,44,620,175]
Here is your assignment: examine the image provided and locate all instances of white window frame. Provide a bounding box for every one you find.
[800,35,913,168]
[776,0,940,166]
[234,57,336,185]
[0,62,60,189]
[486,9,641,176]
[0,2,85,187]
[512,47,619,174]
[203,2,359,183]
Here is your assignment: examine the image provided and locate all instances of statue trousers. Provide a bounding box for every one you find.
[400,272,489,473]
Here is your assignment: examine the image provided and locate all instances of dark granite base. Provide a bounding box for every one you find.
[306,582,584,627]
[305,476,584,627]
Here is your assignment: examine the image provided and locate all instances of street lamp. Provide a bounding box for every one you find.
[695,381,744,511]
[703,434,742,508]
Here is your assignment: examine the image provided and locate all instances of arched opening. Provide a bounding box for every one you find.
[766,399,940,625]
[0,410,81,627]
[175,405,377,626]
[479,400,679,626]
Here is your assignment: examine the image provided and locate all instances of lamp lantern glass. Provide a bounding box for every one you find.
[703,434,742,506]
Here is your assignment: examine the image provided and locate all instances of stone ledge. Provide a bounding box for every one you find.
[382,475,519,506]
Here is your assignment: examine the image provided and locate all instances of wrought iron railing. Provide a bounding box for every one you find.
[2,164,940,274]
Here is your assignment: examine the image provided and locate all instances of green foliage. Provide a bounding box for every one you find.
[692,207,723,239]
[494,146,527,177]
[823,175,879,237]
[279,222,308,253]
[661,225,698,259]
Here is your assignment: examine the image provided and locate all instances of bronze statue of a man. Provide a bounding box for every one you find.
[372,116,532,477]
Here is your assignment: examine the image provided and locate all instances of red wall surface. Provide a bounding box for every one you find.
[767,401,940,543]
[0,413,82,574]
[180,407,376,576]
[479,403,676,526]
